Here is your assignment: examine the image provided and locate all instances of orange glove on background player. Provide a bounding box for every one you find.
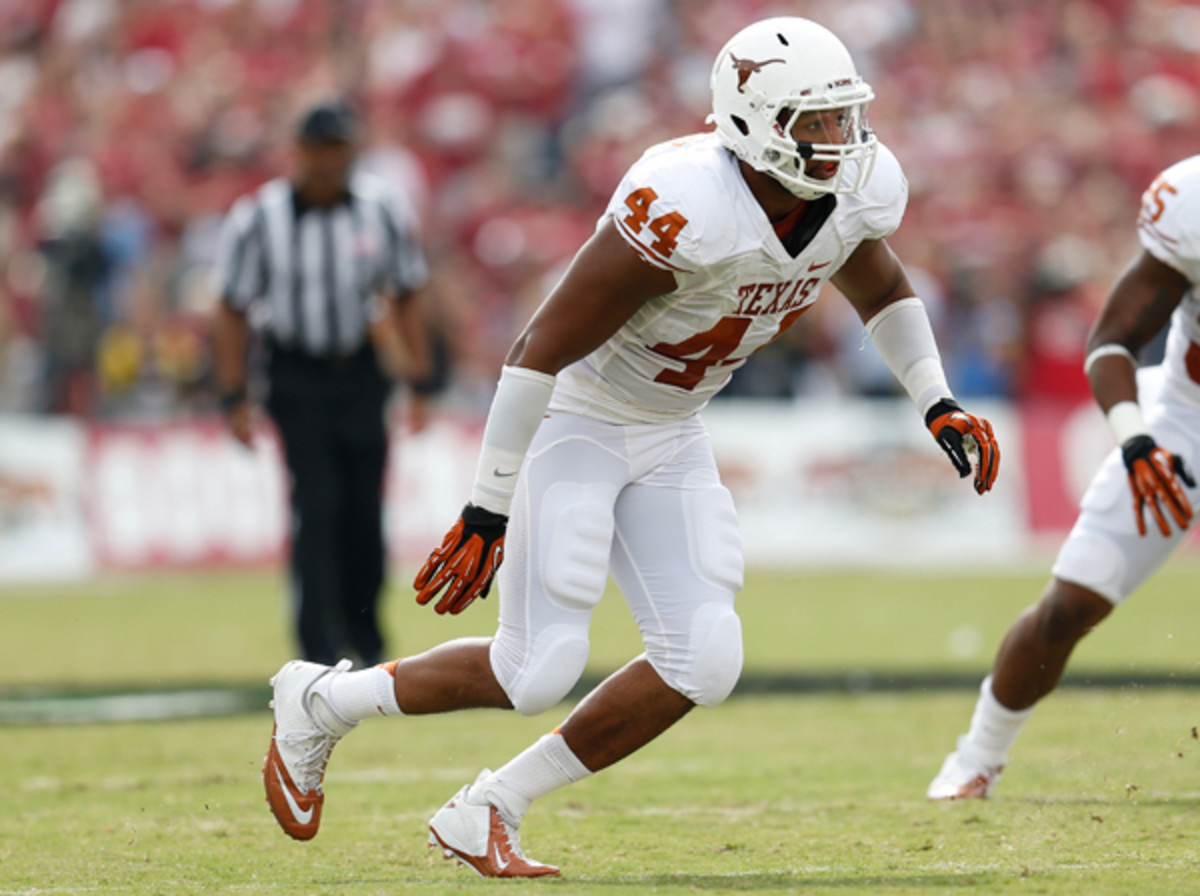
[1120,434,1195,536]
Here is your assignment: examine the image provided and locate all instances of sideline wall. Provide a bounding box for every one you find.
[0,397,1160,582]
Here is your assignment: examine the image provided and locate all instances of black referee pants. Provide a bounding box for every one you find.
[266,343,391,667]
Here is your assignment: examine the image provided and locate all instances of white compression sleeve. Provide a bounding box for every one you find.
[469,365,557,516]
[1105,401,1149,444]
[864,297,953,415]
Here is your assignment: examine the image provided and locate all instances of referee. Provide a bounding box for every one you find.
[211,100,431,668]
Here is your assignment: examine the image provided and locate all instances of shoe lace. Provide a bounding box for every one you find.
[495,811,535,864]
[278,729,342,793]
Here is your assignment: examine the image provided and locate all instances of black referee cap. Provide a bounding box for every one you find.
[296,101,359,144]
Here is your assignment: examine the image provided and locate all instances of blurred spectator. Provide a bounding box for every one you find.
[34,158,111,414]
[1,0,1199,418]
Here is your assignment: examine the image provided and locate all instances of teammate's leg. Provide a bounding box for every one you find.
[989,578,1113,710]
[930,410,1195,799]
[926,578,1112,800]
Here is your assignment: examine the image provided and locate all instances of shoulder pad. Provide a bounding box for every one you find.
[604,135,739,273]
[1138,155,1200,274]
[837,143,909,241]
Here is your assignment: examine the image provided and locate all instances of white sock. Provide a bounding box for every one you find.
[472,732,593,825]
[321,663,402,721]
[960,675,1033,766]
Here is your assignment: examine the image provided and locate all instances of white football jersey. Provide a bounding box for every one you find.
[1138,154,1200,407]
[550,132,908,424]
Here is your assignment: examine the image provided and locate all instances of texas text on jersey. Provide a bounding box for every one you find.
[551,133,908,424]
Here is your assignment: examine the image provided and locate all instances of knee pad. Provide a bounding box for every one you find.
[652,602,744,708]
[541,488,614,612]
[491,623,590,716]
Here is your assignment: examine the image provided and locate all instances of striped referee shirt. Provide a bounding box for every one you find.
[212,172,429,356]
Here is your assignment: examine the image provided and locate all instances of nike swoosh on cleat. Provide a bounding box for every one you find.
[491,842,509,871]
[275,762,314,824]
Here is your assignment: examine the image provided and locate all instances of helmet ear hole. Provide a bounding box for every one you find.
[730,115,750,137]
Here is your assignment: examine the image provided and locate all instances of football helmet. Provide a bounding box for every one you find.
[709,17,877,200]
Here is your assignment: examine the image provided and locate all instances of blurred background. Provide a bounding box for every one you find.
[3,0,1200,582]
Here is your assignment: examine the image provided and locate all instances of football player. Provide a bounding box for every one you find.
[262,17,1000,876]
[928,156,1199,801]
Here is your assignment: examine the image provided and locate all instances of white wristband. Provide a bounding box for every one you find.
[1084,343,1137,377]
[470,365,556,516]
[1106,400,1149,445]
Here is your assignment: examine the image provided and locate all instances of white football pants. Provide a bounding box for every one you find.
[1053,367,1200,604]
[489,411,745,715]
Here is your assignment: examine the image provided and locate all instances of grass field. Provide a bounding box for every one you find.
[4,563,1200,894]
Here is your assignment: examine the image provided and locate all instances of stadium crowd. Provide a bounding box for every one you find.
[1,0,1198,418]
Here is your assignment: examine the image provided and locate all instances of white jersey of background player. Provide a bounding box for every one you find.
[1144,156,1200,403]
[260,17,1000,878]
[928,155,1200,801]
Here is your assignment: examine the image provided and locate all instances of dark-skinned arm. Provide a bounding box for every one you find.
[830,237,916,323]
[413,220,677,615]
[1084,250,1188,412]
[1083,250,1194,536]
[505,220,678,374]
[834,238,1000,494]
[213,302,253,448]
[372,286,435,432]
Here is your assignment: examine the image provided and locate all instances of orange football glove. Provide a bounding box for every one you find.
[925,399,1000,495]
[1121,435,1195,537]
[413,503,507,615]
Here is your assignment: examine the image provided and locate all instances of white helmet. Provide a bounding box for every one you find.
[709,17,878,200]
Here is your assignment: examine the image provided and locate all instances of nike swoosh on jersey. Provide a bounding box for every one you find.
[808,260,832,271]
[493,468,519,477]
[275,762,315,824]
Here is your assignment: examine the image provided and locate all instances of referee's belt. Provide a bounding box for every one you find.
[269,340,373,369]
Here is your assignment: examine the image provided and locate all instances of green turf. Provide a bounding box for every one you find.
[4,563,1200,893]
[3,562,1200,689]
[6,692,1200,894]
[7,561,1200,695]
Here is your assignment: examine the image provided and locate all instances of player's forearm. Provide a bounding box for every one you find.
[1084,345,1149,444]
[1083,345,1140,415]
[213,303,250,396]
[863,297,953,415]
[1082,250,1187,438]
[394,290,433,383]
[470,365,556,516]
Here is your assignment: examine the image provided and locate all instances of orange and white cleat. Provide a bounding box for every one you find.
[262,659,357,840]
[428,772,560,878]
[927,740,1004,801]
